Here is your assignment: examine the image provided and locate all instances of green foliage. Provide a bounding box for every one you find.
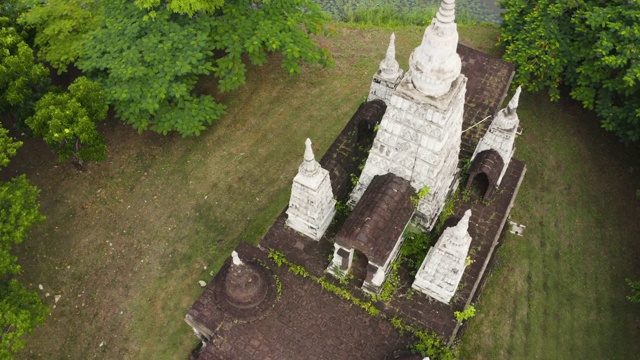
[0,25,50,123]
[376,261,400,302]
[410,327,456,360]
[0,279,48,358]
[389,316,455,360]
[0,80,46,356]
[500,0,640,142]
[77,0,224,137]
[315,0,500,25]
[400,228,436,274]
[76,0,332,137]
[209,0,333,91]
[626,278,640,304]
[267,249,287,267]
[19,0,103,74]
[0,0,29,32]
[454,305,476,321]
[288,263,310,278]
[134,0,225,16]
[344,6,438,27]
[26,77,107,165]
[0,175,44,276]
[411,185,430,207]
[0,125,21,169]
[268,248,381,316]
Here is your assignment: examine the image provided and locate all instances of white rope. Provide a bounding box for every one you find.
[462,115,492,133]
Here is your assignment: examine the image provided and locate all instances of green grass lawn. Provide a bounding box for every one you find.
[459,93,640,359]
[10,23,640,359]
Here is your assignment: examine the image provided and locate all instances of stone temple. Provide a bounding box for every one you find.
[185,0,527,357]
[350,0,467,231]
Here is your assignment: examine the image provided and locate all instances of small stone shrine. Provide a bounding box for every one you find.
[185,250,276,343]
[328,173,414,294]
[412,209,473,304]
[285,138,336,240]
[367,33,404,103]
[350,0,467,231]
[465,87,522,200]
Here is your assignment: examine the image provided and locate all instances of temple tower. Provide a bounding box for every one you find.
[286,138,336,240]
[471,86,521,185]
[350,0,467,230]
[368,33,404,104]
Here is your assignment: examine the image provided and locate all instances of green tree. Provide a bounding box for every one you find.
[18,0,103,74]
[0,279,48,358]
[500,0,640,142]
[0,0,29,34]
[134,0,225,16]
[26,77,107,166]
[0,121,47,359]
[0,174,44,276]
[76,0,332,137]
[0,126,21,168]
[0,24,50,125]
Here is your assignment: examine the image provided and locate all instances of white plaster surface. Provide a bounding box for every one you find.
[231,251,244,266]
[368,33,403,103]
[327,244,353,277]
[352,0,467,230]
[412,209,473,304]
[286,138,336,240]
[408,0,461,98]
[472,86,521,185]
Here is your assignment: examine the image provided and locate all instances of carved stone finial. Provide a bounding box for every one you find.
[435,0,456,24]
[454,209,472,236]
[231,251,244,266]
[408,0,461,97]
[300,138,321,176]
[507,86,522,113]
[379,33,401,79]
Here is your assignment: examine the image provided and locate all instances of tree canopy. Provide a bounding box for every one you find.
[0,24,50,124]
[26,77,108,165]
[134,0,225,16]
[18,0,102,74]
[20,0,333,137]
[0,124,47,358]
[500,0,640,143]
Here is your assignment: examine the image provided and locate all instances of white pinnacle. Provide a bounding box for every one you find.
[300,138,321,176]
[379,33,401,79]
[435,0,456,24]
[454,209,472,236]
[507,86,522,113]
[408,0,462,97]
[231,251,244,266]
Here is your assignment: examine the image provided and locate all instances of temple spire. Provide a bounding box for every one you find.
[436,0,456,24]
[507,86,522,113]
[379,33,401,80]
[453,209,471,236]
[408,0,462,97]
[231,251,244,266]
[300,138,321,176]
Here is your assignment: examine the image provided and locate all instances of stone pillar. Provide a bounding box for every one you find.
[350,0,466,231]
[327,244,353,278]
[368,33,404,104]
[412,209,473,304]
[286,138,336,240]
